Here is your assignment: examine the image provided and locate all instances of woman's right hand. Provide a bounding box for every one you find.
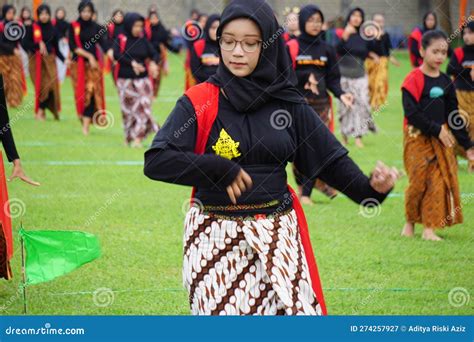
[226,169,253,204]
[88,55,98,69]
[438,125,455,148]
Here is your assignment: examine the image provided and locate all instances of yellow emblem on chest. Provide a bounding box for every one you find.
[212,128,241,160]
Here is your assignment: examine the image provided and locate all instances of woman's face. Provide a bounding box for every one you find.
[56,9,65,20]
[80,7,93,21]
[425,14,436,29]
[132,20,144,37]
[114,12,124,24]
[349,11,363,28]
[286,13,299,32]
[220,18,262,78]
[5,9,15,21]
[39,11,50,23]
[150,14,159,25]
[208,20,219,41]
[21,9,31,20]
[463,28,474,45]
[305,12,323,36]
[199,15,208,29]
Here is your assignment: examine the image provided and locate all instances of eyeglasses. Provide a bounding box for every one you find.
[218,36,262,53]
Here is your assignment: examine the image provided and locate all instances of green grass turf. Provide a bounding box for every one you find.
[0,50,472,315]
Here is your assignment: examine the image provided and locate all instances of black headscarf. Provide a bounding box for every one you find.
[2,5,15,21]
[37,4,51,18]
[422,11,437,32]
[298,5,325,44]
[204,13,220,42]
[123,12,144,38]
[208,0,304,113]
[345,7,365,31]
[78,0,95,14]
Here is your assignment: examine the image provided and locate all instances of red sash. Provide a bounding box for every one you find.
[0,151,12,270]
[401,67,425,128]
[71,21,86,116]
[184,82,328,315]
[32,23,43,113]
[454,47,464,65]
[114,34,127,81]
[408,28,423,67]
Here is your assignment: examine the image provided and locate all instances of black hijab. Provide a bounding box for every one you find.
[345,7,365,31]
[422,11,437,32]
[298,5,325,44]
[123,12,144,39]
[37,4,51,18]
[204,13,220,42]
[78,0,95,15]
[208,0,304,113]
[2,5,15,22]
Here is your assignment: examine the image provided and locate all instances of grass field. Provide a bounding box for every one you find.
[0,50,472,315]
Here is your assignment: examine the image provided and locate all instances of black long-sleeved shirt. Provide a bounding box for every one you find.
[369,33,392,57]
[0,74,19,162]
[113,36,160,79]
[190,39,219,84]
[292,36,344,99]
[447,46,474,91]
[144,93,389,216]
[68,19,110,61]
[337,32,372,78]
[53,18,69,39]
[21,22,65,62]
[0,20,20,56]
[402,72,473,150]
[149,23,180,54]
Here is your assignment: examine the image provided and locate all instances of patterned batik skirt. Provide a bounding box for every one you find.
[69,61,105,117]
[404,125,463,228]
[366,56,389,110]
[0,54,25,108]
[453,90,474,171]
[183,205,323,315]
[116,77,159,143]
[338,75,377,138]
[29,54,61,119]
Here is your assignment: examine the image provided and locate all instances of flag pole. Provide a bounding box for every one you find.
[20,223,27,315]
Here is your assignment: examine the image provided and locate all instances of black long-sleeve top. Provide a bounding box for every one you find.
[447,46,474,91]
[369,33,392,57]
[0,20,20,56]
[144,93,389,217]
[68,18,110,61]
[293,35,344,99]
[403,72,473,150]
[21,21,65,62]
[337,32,372,78]
[53,18,69,39]
[149,23,180,54]
[0,74,19,162]
[113,36,160,79]
[190,39,219,83]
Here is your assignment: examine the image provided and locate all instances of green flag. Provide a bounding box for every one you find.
[19,229,101,285]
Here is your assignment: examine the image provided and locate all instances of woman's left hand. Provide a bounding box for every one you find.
[369,161,401,194]
[340,93,354,109]
[8,160,40,186]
